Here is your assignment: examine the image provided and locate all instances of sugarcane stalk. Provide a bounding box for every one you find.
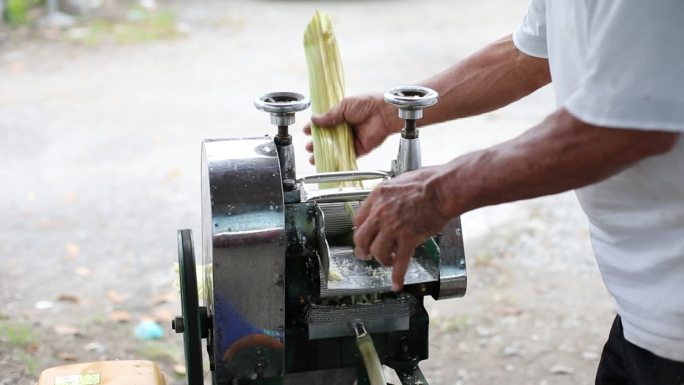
[304,10,361,188]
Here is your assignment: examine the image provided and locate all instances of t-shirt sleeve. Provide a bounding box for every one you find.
[565,1,684,132]
[512,0,548,59]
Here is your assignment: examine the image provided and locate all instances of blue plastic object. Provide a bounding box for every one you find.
[134,320,164,340]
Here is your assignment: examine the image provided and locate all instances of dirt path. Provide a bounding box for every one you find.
[0,1,614,383]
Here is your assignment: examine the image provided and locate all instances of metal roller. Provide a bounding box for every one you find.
[318,201,360,238]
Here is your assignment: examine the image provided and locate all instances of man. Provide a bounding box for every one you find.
[304,1,683,384]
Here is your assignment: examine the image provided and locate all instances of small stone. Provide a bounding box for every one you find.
[456,369,469,381]
[549,364,574,375]
[476,326,496,337]
[502,344,523,357]
[35,300,54,310]
[505,364,515,372]
[74,266,92,277]
[582,351,600,360]
[84,342,105,353]
[558,343,575,352]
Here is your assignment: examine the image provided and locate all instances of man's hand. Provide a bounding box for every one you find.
[303,94,401,164]
[303,35,551,165]
[351,109,679,293]
[353,166,451,292]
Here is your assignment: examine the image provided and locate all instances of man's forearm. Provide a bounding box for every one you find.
[416,35,551,126]
[432,109,680,216]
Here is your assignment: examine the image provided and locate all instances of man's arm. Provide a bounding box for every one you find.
[305,35,551,159]
[432,110,679,216]
[418,35,551,126]
[352,109,680,290]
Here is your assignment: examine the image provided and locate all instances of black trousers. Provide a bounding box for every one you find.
[596,315,684,385]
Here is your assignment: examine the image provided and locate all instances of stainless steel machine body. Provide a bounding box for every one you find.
[174,87,467,385]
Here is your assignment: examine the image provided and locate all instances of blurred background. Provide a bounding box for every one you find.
[0,0,615,384]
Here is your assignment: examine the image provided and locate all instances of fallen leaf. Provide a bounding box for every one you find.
[107,290,125,305]
[149,308,174,323]
[74,266,91,277]
[57,294,80,304]
[107,311,132,323]
[151,292,176,306]
[165,168,182,180]
[58,352,78,361]
[25,342,39,353]
[62,192,78,204]
[173,364,186,375]
[494,305,523,317]
[54,325,80,336]
[65,243,80,259]
[38,218,64,229]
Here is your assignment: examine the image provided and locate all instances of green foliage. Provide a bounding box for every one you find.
[4,0,42,26]
[73,8,178,46]
[135,340,180,364]
[442,316,470,333]
[0,320,37,348]
[5,0,30,25]
[20,352,39,377]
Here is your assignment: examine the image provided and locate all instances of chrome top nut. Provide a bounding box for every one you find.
[384,86,439,121]
[254,92,311,126]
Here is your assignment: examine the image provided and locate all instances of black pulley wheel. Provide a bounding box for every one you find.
[176,229,204,385]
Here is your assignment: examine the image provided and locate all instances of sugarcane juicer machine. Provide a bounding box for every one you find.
[173,86,467,385]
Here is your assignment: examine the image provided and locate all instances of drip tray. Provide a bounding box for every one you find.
[320,246,439,298]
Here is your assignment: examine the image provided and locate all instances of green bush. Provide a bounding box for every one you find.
[5,0,43,26]
[0,320,37,348]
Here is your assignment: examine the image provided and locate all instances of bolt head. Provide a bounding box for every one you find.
[172,316,185,333]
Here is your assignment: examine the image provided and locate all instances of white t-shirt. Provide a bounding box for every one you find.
[513,1,684,361]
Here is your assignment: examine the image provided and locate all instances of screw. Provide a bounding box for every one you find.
[283,179,296,191]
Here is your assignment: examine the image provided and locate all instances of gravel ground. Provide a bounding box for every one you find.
[0,0,614,384]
